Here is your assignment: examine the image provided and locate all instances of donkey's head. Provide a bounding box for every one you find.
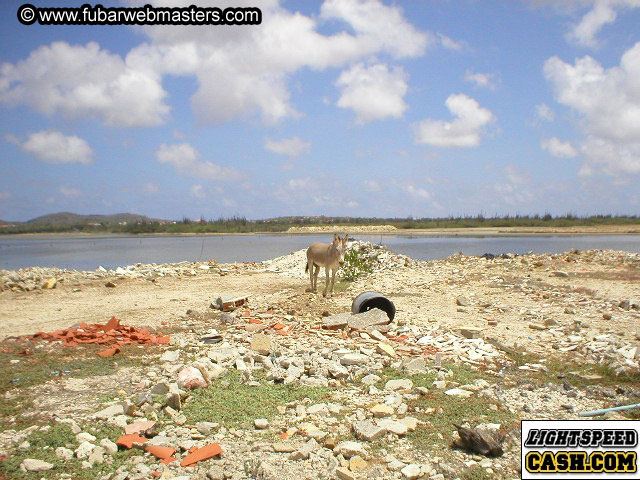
[332,233,349,266]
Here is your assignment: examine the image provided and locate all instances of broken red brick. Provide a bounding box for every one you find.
[21,317,170,350]
[145,445,176,461]
[97,345,121,357]
[180,443,222,467]
[116,434,147,449]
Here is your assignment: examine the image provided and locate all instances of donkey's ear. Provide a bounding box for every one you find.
[333,233,339,241]
[343,234,349,243]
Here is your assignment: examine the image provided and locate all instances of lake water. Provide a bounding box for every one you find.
[1,233,639,271]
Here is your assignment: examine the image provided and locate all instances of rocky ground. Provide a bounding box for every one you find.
[0,241,639,480]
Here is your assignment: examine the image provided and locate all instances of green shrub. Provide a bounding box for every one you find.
[341,248,374,281]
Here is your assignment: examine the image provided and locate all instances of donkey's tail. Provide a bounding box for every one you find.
[305,261,309,273]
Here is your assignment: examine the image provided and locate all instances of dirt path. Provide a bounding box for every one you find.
[0,271,297,338]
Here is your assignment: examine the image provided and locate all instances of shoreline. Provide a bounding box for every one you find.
[2,224,640,238]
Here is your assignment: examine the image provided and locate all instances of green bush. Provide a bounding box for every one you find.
[341,248,374,281]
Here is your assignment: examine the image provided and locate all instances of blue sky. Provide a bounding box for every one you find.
[1,0,640,222]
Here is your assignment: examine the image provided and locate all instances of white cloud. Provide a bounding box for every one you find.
[405,185,431,200]
[59,186,82,198]
[363,179,380,192]
[437,33,465,51]
[413,93,495,148]
[122,0,429,125]
[534,0,640,48]
[541,137,578,158]
[566,1,617,47]
[190,184,206,199]
[535,103,555,122]
[336,63,408,123]
[143,183,159,193]
[287,178,311,189]
[265,137,311,156]
[20,131,93,164]
[155,143,240,180]
[464,70,497,90]
[0,41,168,127]
[4,1,430,127]
[504,164,530,184]
[544,42,640,174]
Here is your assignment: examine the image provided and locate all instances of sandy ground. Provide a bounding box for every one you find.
[288,224,640,235]
[0,272,298,339]
[1,246,639,356]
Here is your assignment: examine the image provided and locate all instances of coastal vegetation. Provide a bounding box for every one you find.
[1,212,639,234]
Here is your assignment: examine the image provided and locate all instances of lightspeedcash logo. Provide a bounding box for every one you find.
[522,420,640,479]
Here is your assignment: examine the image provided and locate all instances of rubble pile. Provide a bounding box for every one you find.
[0,261,235,292]
[263,240,411,279]
[1,246,639,479]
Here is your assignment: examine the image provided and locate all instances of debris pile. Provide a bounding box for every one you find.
[262,240,411,278]
[23,317,170,353]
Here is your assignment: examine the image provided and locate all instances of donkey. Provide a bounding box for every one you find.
[305,234,349,297]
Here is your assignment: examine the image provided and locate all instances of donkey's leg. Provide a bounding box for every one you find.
[329,268,337,296]
[312,264,320,292]
[307,262,314,292]
[322,266,330,297]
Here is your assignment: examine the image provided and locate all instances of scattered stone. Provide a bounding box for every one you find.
[370,404,394,417]
[334,441,367,459]
[399,417,419,432]
[323,312,350,330]
[401,463,423,479]
[273,442,297,453]
[336,467,356,480]
[349,455,368,472]
[161,350,180,362]
[459,327,483,339]
[445,388,474,397]
[353,420,386,441]
[20,459,54,472]
[177,365,208,390]
[348,308,390,330]
[254,418,269,429]
[456,296,470,306]
[100,438,118,456]
[328,362,349,379]
[92,404,124,420]
[55,447,74,460]
[250,333,274,355]
[361,374,381,385]
[376,342,396,357]
[378,419,408,436]
[385,379,413,392]
[340,353,369,366]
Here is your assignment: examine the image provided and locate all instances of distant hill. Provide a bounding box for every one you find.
[26,212,163,225]
[0,219,21,226]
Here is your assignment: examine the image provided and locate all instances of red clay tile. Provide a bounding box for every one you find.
[271,323,286,330]
[97,346,121,357]
[248,319,262,324]
[180,443,222,467]
[144,445,175,460]
[103,317,120,331]
[116,434,147,449]
[161,456,177,465]
[23,317,170,351]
